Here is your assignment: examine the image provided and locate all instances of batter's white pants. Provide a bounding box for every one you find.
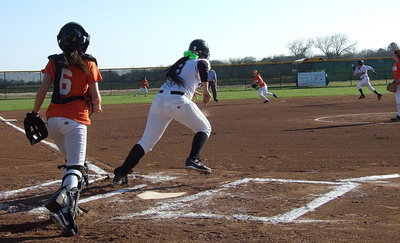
[47,117,87,190]
[258,86,274,100]
[356,77,375,91]
[138,93,211,153]
[395,85,400,116]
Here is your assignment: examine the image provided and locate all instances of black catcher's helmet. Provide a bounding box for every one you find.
[57,22,90,54]
[356,60,364,66]
[188,39,210,59]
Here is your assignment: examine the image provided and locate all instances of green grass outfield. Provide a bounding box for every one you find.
[0,83,391,112]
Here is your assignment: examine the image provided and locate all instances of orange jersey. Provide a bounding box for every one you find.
[44,60,102,125]
[141,79,149,88]
[393,61,400,83]
[253,74,266,88]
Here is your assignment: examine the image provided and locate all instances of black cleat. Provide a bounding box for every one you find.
[185,158,211,174]
[273,93,277,98]
[358,94,365,99]
[113,168,128,185]
[377,94,382,101]
[50,209,77,237]
[263,99,270,103]
[390,115,400,122]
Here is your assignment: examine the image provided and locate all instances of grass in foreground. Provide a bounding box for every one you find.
[0,83,391,112]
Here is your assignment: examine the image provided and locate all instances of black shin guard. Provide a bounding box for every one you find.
[189,132,209,159]
[119,144,145,174]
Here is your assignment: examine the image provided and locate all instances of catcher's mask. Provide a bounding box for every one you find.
[188,39,210,59]
[57,22,90,54]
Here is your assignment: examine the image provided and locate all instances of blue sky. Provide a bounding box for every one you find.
[0,0,397,71]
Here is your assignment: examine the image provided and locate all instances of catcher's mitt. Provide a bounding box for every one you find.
[387,81,398,93]
[24,112,48,145]
[251,83,258,89]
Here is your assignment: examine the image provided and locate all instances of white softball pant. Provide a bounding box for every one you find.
[137,93,211,153]
[356,77,375,91]
[135,87,148,96]
[258,86,274,98]
[395,85,400,116]
[47,117,86,190]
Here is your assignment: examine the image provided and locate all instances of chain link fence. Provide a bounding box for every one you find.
[0,57,394,100]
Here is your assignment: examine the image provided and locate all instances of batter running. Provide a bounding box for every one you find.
[113,39,212,185]
[353,60,382,100]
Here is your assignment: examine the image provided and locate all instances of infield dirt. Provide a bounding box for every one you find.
[1,95,399,242]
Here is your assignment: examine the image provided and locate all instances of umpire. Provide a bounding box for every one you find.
[208,69,219,102]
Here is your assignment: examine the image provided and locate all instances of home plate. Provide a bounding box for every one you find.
[137,191,186,200]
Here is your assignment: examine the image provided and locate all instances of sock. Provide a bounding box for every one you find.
[397,103,400,116]
[119,144,145,174]
[62,174,79,191]
[373,90,381,95]
[358,89,364,96]
[189,132,209,159]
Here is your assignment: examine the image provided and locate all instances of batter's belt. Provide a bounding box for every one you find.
[159,90,185,95]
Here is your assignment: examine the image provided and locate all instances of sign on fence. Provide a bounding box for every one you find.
[297,72,327,86]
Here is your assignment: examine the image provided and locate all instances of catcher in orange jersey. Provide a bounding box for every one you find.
[31,22,102,236]
[252,70,277,103]
[134,77,149,97]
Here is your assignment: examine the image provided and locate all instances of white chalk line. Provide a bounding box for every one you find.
[113,174,400,224]
[314,112,396,124]
[0,174,109,199]
[339,173,400,182]
[29,184,148,214]
[0,180,61,199]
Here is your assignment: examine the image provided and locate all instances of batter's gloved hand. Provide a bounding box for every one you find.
[24,112,48,145]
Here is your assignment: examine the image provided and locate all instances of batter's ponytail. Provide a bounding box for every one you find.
[164,56,190,86]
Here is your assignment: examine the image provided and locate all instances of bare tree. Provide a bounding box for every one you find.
[314,33,357,59]
[387,42,399,53]
[287,39,313,58]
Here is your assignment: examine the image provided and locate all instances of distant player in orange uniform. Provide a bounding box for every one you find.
[134,77,149,97]
[31,22,102,236]
[391,49,400,122]
[252,70,277,103]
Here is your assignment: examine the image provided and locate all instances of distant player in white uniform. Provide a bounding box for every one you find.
[113,39,213,185]
[353,60,382,100]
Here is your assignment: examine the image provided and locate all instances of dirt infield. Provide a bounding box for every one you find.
[1,95,400,242]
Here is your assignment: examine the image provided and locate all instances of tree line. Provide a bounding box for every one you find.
[210,33,398,65]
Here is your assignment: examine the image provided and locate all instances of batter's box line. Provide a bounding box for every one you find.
[112,174,400,224]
